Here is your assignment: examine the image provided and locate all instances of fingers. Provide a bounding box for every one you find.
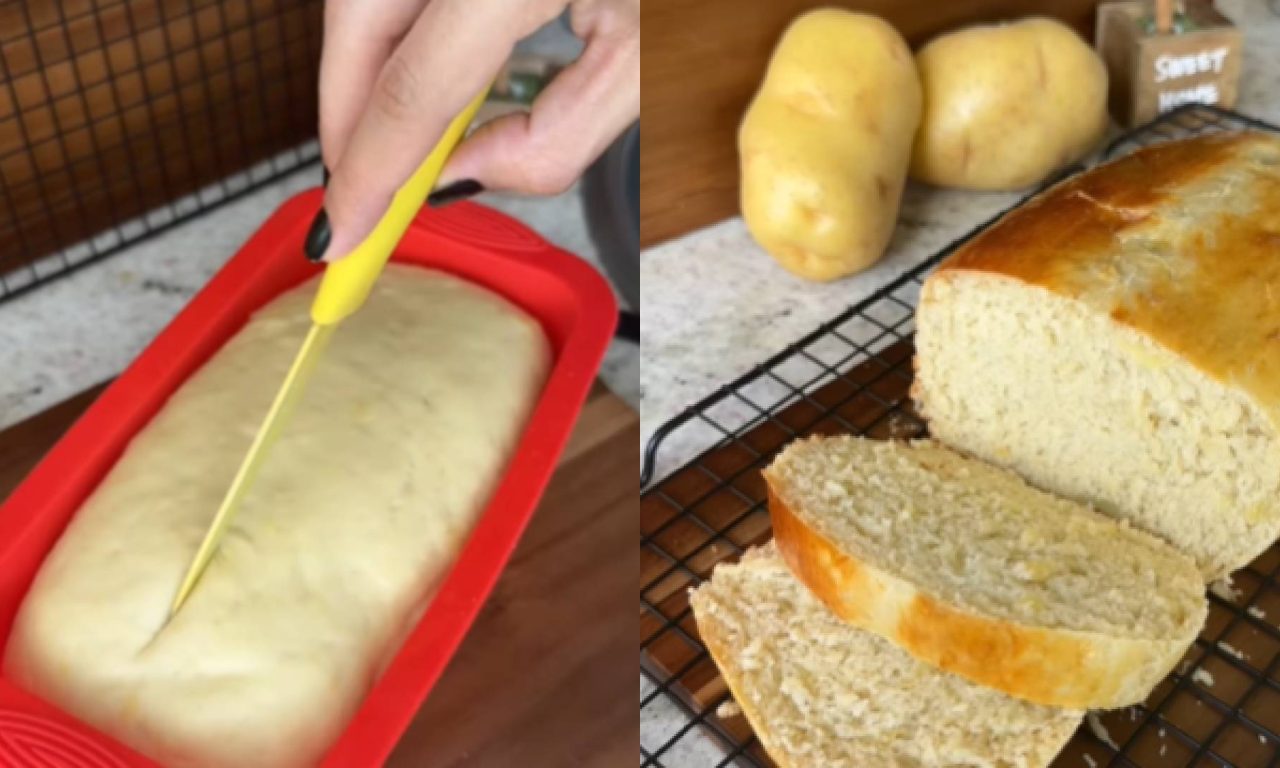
[320,0,563,261]
[317,0,428,170]
[438,0,639,196]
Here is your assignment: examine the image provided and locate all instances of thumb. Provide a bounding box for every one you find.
[316,0,520,262]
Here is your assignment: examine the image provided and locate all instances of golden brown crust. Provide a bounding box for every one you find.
[769,484,882,626]
[935,131,1280,428]
[690,550,1080,768]
[897,593,1103,707]
[766,479,1185,709]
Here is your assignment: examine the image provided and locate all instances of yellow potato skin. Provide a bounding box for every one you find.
[739,9,921,282]
[911,17,1108,191]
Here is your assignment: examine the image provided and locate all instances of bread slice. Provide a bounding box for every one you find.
[690,543,1082,768]
[913,131,1280,580]
[763,436,1206,709]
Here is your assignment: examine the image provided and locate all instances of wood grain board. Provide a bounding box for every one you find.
[0,380,639,766]
[639,0,1099,248]
[389,385,638,768]
[641,342,1280,767]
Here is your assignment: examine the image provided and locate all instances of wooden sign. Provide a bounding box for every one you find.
[1097,0,1242,127]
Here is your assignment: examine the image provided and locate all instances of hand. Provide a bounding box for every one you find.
[312,0,640,262]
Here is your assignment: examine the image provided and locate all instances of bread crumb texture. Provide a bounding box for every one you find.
[917,132,1280,579]
[1086,712,1118,751]
[2,267,549,768]
[764,436,1205,707]
[1210,577,1242,603]
[715,699,742,719]
[1217,641,1247,660]
[690,544,1081,768]
[766,436,1204,638]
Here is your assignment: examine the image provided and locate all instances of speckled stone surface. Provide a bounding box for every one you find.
[641,0,1280,484]
[0,165,635,432]
[641,184,1022,482]
[0,164,318,431]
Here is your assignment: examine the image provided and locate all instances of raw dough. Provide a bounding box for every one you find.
[3,265,549,767]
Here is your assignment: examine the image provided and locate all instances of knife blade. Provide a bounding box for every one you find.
[168,88,489,618]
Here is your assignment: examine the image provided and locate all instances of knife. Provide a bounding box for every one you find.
[169,88,490,618]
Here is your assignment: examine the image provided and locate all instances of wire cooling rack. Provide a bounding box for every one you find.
[0,0,324,304]
[639,105,1280,768]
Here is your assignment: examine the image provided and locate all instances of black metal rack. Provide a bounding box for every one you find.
[640,105,1280,768]
[0,0,324,305]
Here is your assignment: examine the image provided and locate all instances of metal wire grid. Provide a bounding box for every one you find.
[639,104,1280,768]
[0,0,323,304]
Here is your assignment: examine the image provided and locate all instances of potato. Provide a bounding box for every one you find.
[911,18,1108,191]
[739,9,921,282]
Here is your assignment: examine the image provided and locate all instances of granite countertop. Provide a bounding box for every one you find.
[641,1,1279,763]
[0,163,637,434]
[640,0,1280,484]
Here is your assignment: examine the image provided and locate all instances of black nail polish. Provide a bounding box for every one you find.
[616,309,639,342]
[427,179,484,208]
[304,208,330,262]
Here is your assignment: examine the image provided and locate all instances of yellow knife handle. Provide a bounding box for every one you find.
[310,88,489,326]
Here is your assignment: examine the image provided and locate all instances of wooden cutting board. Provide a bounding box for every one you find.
[0,379,638,766]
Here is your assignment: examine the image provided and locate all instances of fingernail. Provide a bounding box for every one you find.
[427,179,484,208]
[616,309,639,342]
[304,208,330,262]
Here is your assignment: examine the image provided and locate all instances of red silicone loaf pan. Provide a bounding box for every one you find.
[0,189,618,767]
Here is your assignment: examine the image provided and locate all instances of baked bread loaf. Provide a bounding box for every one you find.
[914,132,1280,579]
[690,543,1082,768]
[764,436,1206,709]
[3,265,549,768]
